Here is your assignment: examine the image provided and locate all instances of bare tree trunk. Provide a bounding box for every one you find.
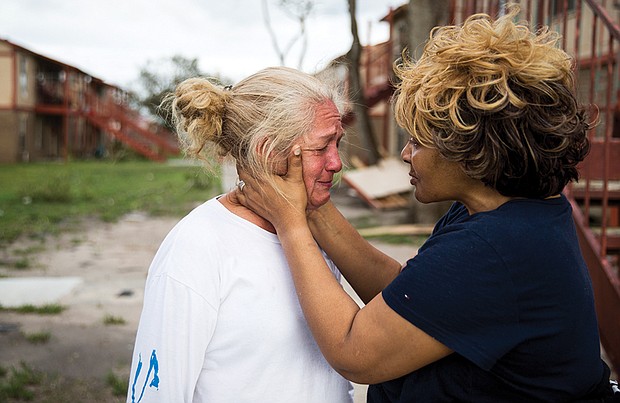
[262,0,286,65]
[346,0,381,165]
[296,16,307,69]
[262,0,313,68]
[406,0,452,223]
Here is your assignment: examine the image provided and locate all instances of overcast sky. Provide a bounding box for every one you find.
[1,0,405,90]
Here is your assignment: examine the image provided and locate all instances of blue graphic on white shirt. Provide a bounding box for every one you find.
[131,349,159,403]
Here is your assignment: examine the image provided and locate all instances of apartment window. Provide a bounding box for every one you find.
[19,57,28,97]
[19,115,27,152]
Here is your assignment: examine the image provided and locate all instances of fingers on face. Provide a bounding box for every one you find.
[287,146,303,178]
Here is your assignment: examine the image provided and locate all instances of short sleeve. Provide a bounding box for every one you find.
[382,226,521,370]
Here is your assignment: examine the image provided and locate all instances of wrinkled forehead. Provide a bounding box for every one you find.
[304,100,344,142]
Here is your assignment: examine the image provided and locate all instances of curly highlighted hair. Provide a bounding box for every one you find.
[393,7,592,198]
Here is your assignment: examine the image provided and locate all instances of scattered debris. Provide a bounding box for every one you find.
[357,224,435,238]
[117,289,134,297]
[342,157,412,209]
[0,322,21,333]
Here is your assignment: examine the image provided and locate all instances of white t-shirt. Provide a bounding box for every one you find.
[127,196,354,403]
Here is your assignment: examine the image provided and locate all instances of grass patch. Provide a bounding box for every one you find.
[363,234,428,246]
[0,161,221,246]
[2,304,66,315]
[23,331,52,344]
[103,315,126,326]
[0,362,42,401]
[13,257,32,270]
[0,363,125,402]
[106,371,128,397]
[14,244,46,256]
[5,244,46,270]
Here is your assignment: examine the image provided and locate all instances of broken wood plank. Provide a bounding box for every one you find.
[342,157,412,210]
[358,224,435,237]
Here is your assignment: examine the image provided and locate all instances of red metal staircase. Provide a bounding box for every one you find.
[83,88,179,161]
[35,73,179,162]
[362,41,394,108]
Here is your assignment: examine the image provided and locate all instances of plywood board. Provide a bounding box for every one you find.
[342,157,412,209]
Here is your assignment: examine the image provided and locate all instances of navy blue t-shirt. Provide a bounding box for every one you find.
[369,195,605,402]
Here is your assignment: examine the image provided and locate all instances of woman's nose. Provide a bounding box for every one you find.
[327,148,343,172]
[401,142,411,163]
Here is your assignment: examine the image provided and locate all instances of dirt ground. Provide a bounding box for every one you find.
[0,212,179,402]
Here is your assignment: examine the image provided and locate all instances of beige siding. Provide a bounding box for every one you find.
[0,54,13,107]
[0,111,18,163]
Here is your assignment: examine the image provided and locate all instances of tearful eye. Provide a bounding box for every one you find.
[303,144,329,155]
[317,145,329,152]
[408,137,420,148]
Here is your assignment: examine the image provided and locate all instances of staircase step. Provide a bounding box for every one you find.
[571,180,620,201]
[590,227,620,250]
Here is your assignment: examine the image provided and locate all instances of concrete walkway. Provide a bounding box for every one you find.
[0,276,83,308]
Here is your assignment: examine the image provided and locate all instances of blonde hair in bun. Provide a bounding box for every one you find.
[167,66,345,183]
[168,77,232,160]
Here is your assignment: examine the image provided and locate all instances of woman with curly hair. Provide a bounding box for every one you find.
[235,8,618,402]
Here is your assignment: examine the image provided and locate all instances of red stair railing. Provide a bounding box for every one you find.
[35,70,179,162]
[82,86,179,161]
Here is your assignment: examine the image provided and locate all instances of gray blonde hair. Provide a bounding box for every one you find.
[168,66,345,184]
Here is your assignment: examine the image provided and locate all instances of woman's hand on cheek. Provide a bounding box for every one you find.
[236,146,308,229]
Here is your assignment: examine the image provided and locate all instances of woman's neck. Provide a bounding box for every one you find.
[218,192,277,233]
[460,184,515,215]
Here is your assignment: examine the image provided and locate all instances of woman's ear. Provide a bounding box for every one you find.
[256,136,305,176]
[255,136,270,157]
[272,159,287,176]
[255,137,285,175]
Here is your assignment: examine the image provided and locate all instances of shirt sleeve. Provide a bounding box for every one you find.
[127,219,221,403]
[128,273,217,403]
[382,225,521,370]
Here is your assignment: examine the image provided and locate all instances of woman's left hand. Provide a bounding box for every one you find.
[234,146,308,231]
